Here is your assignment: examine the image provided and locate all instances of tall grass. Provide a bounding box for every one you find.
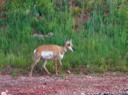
[0,0,127,75]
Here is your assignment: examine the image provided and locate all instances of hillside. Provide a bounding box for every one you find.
[0,0,128,75]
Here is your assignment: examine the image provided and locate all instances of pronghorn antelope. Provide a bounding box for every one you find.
[29,38,75,77]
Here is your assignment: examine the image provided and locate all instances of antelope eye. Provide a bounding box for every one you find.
[67,44,70,46]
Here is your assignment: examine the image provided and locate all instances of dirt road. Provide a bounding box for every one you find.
[0,74,128,95]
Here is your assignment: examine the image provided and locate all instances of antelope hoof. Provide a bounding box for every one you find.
[56,73,59,76]
[29,73,32,77]
[47,72,51,76]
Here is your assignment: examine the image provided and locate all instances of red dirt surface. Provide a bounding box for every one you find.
[0,74,128,95]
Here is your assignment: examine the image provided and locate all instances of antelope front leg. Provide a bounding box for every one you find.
[53,59,58,76]
[42,60,51,75]
[58,60,62,74]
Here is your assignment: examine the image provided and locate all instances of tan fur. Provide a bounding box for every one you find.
[35,45,65,55]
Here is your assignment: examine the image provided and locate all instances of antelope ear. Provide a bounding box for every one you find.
[70,38,72,42]
[65,38,68,43]
[70,36,72,41]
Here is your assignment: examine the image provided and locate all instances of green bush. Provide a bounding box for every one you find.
[0,0,127,74]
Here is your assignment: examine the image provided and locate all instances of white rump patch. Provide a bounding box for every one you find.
[34,49,36,53]
[41,51,53,60]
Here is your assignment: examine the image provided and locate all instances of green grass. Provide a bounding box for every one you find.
[0,0,128,75]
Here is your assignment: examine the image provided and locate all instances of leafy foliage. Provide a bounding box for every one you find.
[0,0,127,74]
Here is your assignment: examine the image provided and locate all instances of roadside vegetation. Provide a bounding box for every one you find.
[0,0,127,75]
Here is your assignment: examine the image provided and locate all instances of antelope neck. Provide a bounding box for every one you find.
[62,46,67,53]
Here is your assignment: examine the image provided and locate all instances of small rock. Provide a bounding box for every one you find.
[81,92,85,95]
[48,32,54,36]
[33,33,44,38]
[67,70,71,74]
[112,72,116,76]
[1,92,7,95]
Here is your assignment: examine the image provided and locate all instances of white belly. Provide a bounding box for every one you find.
[41,51,53,60]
